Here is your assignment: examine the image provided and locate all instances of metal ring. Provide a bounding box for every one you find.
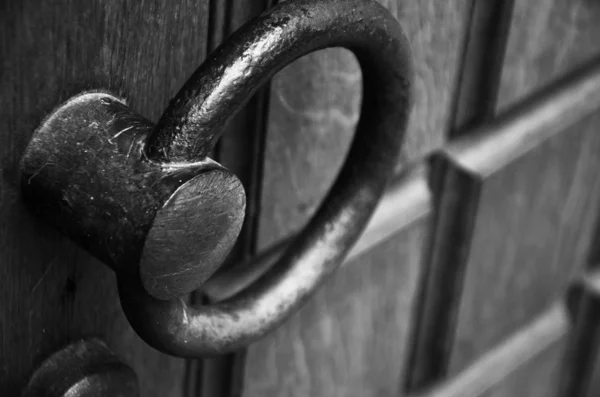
[119,0,413,356]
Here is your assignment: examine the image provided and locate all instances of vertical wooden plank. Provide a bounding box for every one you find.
[497,0,600,110]
[406,1,515,389]
[449,0,514,134]
[0,1,209,395]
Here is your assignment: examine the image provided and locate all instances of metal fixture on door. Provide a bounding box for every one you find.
[20,0,413,393]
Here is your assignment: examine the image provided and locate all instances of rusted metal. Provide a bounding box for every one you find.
[22,339,138,397]
[21,0,413,356]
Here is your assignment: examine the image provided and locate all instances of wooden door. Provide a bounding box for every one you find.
[3,0,600,396]
[0,1,212,396]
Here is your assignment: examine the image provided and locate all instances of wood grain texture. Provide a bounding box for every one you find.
[256,0,470,249]
[497,0,600,110]
[0,1,209,395]
[408,115,600,388]
[243,204,432,396]
[409,61,600,389]
[478,341,566,397]
[445,111,600,375]
[415,302,569,397]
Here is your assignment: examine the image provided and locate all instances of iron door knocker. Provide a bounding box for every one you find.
[21,0,413,361]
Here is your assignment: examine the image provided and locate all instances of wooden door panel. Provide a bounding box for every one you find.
[243,173,432,396]
[394,0,470,162]
[477,303,569,397]
[0,1,209,395]
[408,92,600,388]
[445,111,600,374]
[419,302,569,397]
[257,0,470,249]
[497,0,600,111]
[478,340,567,397]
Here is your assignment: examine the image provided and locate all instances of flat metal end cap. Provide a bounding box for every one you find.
[140,168,246,300]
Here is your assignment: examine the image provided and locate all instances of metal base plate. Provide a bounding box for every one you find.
[22,339,138,397]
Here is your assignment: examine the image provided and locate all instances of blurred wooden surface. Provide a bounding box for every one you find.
[497,0,600,110]
[407,59,600,392]
[477,340,567,397]
[559,272,600,397]
[416,302,570,397]
[0,1,209,395]
[449,0,514,133]
[446,112,600,374]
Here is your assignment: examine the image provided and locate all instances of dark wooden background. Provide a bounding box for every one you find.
[0,1,210,395]
[2,0,600,396]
